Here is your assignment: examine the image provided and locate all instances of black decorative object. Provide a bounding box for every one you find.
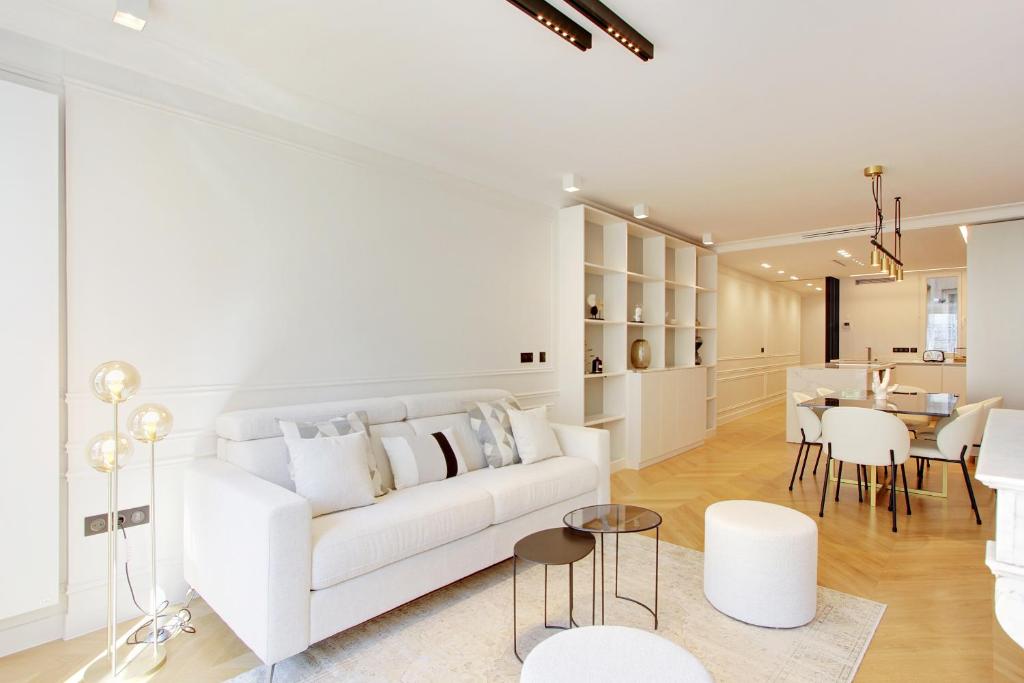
[695,336,703,366]
[591,356,603,374]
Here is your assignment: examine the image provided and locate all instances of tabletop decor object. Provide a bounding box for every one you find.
[127,403,174,655]
[630,338,651,369]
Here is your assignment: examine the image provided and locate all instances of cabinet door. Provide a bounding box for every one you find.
[678,368,707,447]
[942,366,967,397]
[893,365,942,392]
[660,369,682,455]
[641,372,662,461]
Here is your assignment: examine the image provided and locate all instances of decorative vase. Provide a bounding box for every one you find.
[695,336,704,366]
[630,338,651,369]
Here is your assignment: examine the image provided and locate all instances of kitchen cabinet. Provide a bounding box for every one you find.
[627,367,706,468]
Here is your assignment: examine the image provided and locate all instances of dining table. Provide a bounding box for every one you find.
[798,390,960,508]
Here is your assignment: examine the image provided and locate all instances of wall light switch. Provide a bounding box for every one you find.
[538,351,546,363]
[520,352,534,363]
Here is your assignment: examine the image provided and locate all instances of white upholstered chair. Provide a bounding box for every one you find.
[816,387,836,397]
[790,391,824,490]
[821,407,912,532]
[890,384,933,435]
[909,402,987,525]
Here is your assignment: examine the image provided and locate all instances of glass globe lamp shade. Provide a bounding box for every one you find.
[90,361,141,404]
[86,431,134,473]
[127,403,173,443]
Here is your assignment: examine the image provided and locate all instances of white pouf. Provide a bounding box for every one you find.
[520,625,712,683]
[703,500,817,628]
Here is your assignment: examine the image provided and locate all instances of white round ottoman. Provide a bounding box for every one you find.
[520,625,712,683]
[703,500,817,628]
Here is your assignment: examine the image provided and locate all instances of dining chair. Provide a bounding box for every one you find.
[890,384,932,436]
[917,396,1002,448]
[909,403,987,525]
[789,392,824,490]
[820,407,912,533]
[816,387,835,397]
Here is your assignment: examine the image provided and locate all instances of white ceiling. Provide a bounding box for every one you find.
[4,1,1024,242]
[719,225,967,295]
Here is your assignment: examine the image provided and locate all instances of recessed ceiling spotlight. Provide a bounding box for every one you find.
[790,275,799,281]
[702,233,714,245]
[633,203,649,220]
[837,249,852,258]
[113,0,148,30]
[806,283,814,287]
[815,287,823,291]
[562,173,581,193]
[777,270,785,275]
[760,263,771,269]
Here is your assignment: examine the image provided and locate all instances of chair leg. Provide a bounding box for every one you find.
[813,444,823,475]
[960,452,982,525]
[901,463,912,515]
[890,451,898,533]
[835,461,843,501]
[799,442,812,480]
[916,457,924,489]
[819,449,832,518]
[789,441,805,491]
[856,464,863,502]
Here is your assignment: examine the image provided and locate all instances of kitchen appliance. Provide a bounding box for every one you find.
[922,349,945,363]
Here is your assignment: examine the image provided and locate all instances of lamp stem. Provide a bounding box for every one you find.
[109,400,119,678]
[150,439,158,648]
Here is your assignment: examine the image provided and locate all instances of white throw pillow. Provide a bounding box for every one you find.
[381,428,468,490]
[286,431,376,517]
[467,397,522,468]
[277,411,385,497]
[508,406,563,465]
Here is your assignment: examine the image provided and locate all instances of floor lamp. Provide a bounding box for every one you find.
[81,361,166,681]
[127,403,173,651]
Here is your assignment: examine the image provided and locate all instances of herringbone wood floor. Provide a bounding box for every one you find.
[2,403,1021,681]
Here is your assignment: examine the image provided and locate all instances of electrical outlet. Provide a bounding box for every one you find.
[520,352,534,363]
[538,351,546,363]
[85,505,150,537]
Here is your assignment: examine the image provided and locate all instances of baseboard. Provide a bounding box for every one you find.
[0,610,64,658]
[717,394,784,425]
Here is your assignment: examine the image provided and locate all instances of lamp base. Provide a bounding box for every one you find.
[75,641,166,682]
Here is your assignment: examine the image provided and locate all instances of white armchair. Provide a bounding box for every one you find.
[910,402,987,525]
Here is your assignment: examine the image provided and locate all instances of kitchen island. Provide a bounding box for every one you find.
[785,362,895,443]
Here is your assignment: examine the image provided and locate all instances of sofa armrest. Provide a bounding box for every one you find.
[184,457,312,665]
[551,423,611,504]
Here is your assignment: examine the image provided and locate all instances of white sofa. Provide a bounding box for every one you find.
[183,388,610,666]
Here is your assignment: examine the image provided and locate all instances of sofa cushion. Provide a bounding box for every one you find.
[458,456,598,524]
[310,478,493,589]
[366,422,416,492]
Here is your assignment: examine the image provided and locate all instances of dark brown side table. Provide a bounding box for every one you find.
[563,504,662,628]
[512,527,596,662]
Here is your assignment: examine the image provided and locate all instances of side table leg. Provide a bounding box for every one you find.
[600,534,605,625]
[543,564,548,628]
[615,532,620,597]
[569,562,574,629]
[592,546,596,626]
[513,555,521,663]
[655,526,660,629]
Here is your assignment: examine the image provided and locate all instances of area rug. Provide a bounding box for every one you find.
[230,535,884,682]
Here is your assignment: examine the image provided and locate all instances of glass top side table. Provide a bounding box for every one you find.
[563,504,662,628]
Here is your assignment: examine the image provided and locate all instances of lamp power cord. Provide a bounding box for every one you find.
[118,523,196,645]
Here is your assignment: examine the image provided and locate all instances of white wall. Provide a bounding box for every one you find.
[0,77,61,649]
[800,292,825,365]
[715,267,802,423]
[0,33,560,644]
[838,269,966,362]
[968,221,1024,408]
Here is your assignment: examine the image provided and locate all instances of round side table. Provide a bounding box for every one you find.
[513,527,596,662]
[563,504,662,628]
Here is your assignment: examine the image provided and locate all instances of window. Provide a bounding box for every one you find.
[925,276,959,353]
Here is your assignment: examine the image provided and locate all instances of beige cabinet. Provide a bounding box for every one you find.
[627,367,707,468]
[941,365,967,397]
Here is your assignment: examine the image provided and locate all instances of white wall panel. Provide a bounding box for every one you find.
[61,84,557,636]
[0,79,60,625]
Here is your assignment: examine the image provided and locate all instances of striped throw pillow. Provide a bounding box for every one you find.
[380,428,467,490]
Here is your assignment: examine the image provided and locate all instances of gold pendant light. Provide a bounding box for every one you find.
[864,165,905,277]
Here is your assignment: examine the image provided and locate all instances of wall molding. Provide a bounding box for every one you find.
[65,366,557,403]
[718,393,786,425]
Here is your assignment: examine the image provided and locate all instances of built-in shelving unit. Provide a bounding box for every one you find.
[556,204,718,467]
